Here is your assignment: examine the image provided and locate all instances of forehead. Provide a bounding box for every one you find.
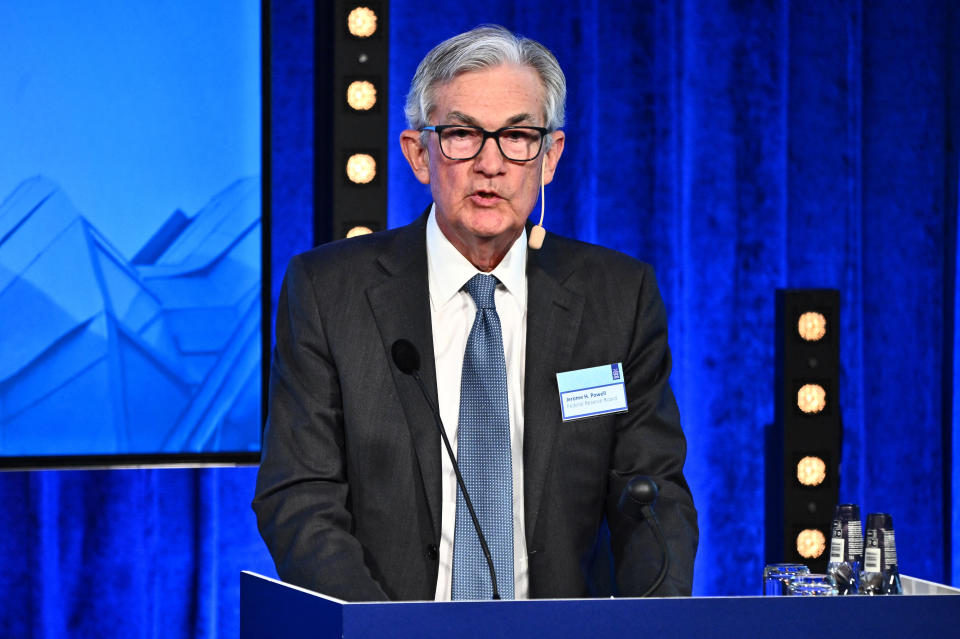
[429,64,546,126]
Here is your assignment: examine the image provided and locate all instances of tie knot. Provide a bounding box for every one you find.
[464,273,498,309]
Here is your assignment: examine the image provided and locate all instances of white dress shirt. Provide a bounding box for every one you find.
[425,205,529,600]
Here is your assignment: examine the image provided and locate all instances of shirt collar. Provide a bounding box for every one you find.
[426,203,528,312]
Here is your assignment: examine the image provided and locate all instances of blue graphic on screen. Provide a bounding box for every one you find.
[0,2,261,456]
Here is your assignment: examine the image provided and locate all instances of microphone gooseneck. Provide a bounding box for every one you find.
[390,339,502,600]
[618,476,671,597]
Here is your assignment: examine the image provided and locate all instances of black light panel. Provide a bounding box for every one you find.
[318,2,389,244]
[767,289,842,573]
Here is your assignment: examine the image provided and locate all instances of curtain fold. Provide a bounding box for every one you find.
[0,468,276,638]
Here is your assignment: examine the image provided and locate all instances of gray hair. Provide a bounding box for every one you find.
[404,25,566,133]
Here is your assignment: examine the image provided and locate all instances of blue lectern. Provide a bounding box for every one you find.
[240,571,959,639]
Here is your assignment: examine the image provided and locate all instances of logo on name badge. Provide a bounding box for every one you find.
[611,364,620,380]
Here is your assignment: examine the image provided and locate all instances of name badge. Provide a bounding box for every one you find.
[556,363,628,421]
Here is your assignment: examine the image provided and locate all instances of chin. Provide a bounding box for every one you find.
[466,218,516,240]
[464,208,515,232]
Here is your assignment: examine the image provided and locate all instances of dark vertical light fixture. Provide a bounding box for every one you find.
[318,1,389,244]
[767,289,842,573]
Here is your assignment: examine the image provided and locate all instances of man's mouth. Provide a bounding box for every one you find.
[471,189,502,201]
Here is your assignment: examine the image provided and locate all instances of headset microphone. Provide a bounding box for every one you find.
[528,155,547,250]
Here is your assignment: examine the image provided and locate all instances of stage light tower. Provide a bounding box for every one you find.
[319,2,389,244]
[767,289,842,573]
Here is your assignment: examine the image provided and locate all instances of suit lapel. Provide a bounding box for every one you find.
[366,215,442,540]
[363,219,585,547]
[523,241,584,544]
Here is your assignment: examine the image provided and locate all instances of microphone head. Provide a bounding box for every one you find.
[391,339,421,375]
[528,224,545,250]
[618,476,659,522]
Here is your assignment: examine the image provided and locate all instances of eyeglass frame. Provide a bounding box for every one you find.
[419,124,551,162]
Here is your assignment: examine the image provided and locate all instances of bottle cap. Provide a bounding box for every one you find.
[834,503,861,521]
[866,512,893,530]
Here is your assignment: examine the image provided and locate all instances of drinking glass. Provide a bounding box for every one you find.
[788,573,838,596]
[763,563,811,596]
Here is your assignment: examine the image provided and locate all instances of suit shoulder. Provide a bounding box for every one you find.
[546,233,655,278]
[292,225,404,272]
[286,215,430,284]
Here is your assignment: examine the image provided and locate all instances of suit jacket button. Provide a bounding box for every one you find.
[426,544,439,561]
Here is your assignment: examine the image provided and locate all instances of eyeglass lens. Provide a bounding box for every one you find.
[439,127,542,161]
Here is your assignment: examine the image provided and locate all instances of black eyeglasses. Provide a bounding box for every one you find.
[419,125,549,162]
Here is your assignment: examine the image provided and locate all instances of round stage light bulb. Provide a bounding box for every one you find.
[346,154,376,184]
[347,7,377,37]
[798,311,827,342]
[346,225,373,238]
[797,384,826,414]
[346,80,377,111]
[797,456,827,486]
[796,529,827,559]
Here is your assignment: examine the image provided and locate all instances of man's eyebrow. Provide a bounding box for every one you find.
[444,111,480,126]
[504,113,538,126]
[442,111,540,127]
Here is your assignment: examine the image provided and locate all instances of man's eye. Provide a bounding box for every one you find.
[446,128,476,139]
[503,130,537,142]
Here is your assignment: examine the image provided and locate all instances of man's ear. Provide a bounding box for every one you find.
[400,130,431,185]
[541,130,565,185]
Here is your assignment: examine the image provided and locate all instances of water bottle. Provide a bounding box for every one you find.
[827,503,863,594]
[861,513,902,595]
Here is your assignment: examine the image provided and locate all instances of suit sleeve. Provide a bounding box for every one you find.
[252,255,389,601]
[605,264,699,596]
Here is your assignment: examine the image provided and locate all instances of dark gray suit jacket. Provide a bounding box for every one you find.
[253,212,698,601]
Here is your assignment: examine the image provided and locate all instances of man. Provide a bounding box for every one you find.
[253,25,697,602]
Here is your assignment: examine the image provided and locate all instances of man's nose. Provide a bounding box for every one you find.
[473,135,506,174]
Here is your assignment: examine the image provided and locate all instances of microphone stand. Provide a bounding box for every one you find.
[618,476,671,597]
[392,340,501,600]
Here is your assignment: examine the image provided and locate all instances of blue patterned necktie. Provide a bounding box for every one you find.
[451,273,514,600]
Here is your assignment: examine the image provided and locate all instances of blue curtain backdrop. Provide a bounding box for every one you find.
[1,0,958,637]
[387,0,960,595]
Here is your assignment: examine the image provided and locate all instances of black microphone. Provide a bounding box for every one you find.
[391,339,502,600]
[618,476,671,597]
